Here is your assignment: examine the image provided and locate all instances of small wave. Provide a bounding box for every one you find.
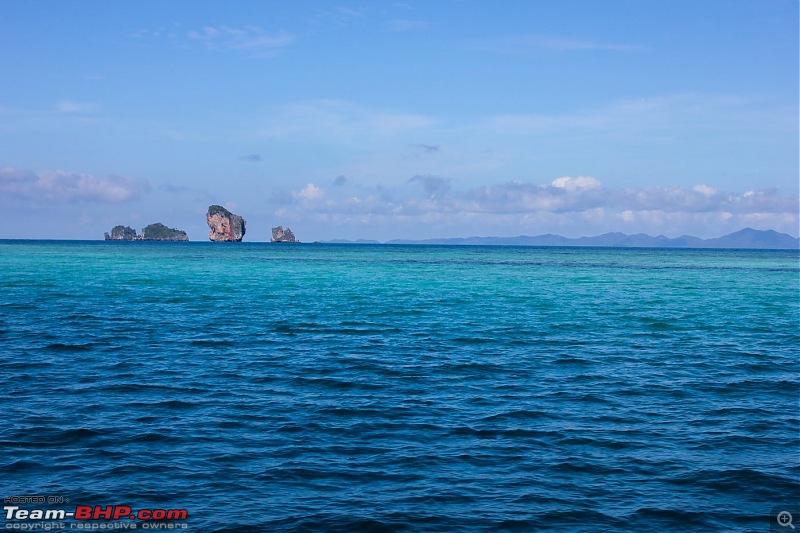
[447,425,560,440]
[15,426,104,446]
[666,468,800,499]
[264,514,414,533]
[129,431,181,444]
[3,459,46,472]
[638,317,679,331]
[451,336,494,345]
[63,313,103,321]
[127,399,199,409]
[625,507,717,529]
[550,459,628,476]
[482,409,553,422]
[190,339,236,347]
[43,342,96,352]
[317,407,385,418]
[533,509,627,529]
[291,376,386,391]
[96,383,200,393]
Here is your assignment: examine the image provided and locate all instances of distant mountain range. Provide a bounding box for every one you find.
[326,228,799,249]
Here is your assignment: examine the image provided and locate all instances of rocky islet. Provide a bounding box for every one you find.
[206,205,246,242]
[106,206,295,243]
[271,226,299,243]
[104,223,188,241]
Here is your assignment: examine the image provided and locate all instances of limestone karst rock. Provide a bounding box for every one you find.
[105,223,189,241]
[207,205,246,242]
[104,225,139,240]
[271,226,298,243]
[141,223,189,241]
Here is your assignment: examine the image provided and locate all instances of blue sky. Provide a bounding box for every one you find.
[1,0,797,240]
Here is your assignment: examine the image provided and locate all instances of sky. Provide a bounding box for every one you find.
[0,0,797,241]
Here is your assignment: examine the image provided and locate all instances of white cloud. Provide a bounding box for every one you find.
[279,176,799,238]
[0,167,148,203]
[552,176,602,191]
[693,184,717,196]
[286,175,796,217]
[187,26,294,54]
[293,183,324,200]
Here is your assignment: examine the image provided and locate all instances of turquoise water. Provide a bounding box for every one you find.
[1,241,798,531]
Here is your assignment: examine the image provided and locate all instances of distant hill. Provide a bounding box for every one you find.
[354,228,799,249]
[700,228,798,249]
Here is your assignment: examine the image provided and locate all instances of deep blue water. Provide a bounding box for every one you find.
[1,241,798,532]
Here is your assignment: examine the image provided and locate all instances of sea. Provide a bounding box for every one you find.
[1,240,798,532]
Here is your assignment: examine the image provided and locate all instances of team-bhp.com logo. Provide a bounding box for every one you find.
[4,502,189,530]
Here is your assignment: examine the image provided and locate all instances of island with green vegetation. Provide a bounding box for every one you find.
[140,223,189,241]
[104,225,139,241]
[104,223,189,241]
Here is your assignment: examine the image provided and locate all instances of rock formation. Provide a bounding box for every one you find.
[271,226,298,243]
[104,223,189,241]
[207,205,246,242]
[141,223,189,241]
[104,225,139,240]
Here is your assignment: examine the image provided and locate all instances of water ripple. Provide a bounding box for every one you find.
[0,242,797,531]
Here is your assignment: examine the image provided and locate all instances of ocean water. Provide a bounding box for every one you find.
[1,241,798,532]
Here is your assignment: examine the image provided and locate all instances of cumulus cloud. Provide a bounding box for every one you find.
[0,167,148,203]
[279,175,798,237]
[692,184,716,196]
[459,180,609,214]
[613,185,798,214]
[293,183,324,201]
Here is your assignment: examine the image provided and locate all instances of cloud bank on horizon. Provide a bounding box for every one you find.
[0,1,796,240]
[275,175,797,240]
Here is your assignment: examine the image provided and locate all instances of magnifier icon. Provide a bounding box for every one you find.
[778,511,795,529]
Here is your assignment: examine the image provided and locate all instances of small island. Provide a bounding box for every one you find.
[104,225,139,241]
[141,223,189,241]
[271,226,299,243]
[207,205,246,242]
[104,223,188,241]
